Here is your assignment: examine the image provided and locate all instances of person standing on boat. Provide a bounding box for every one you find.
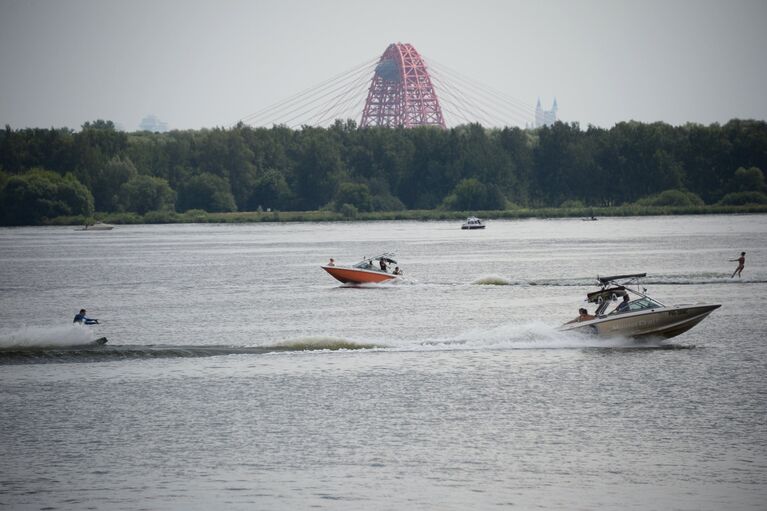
[73,308,99,325]
[379,258,388,272]
[730,252,746,278]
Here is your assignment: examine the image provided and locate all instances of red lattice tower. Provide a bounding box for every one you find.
[360,43,446,129]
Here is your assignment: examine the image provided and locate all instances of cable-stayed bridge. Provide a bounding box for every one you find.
[237,42,541,129]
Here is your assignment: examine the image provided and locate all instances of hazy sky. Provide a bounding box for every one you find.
[1,0,766,131]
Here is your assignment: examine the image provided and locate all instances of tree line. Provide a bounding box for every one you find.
[1,118,766,225]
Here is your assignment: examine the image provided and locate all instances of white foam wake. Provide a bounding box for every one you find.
[0,325,101,348]
[414,320,655,351]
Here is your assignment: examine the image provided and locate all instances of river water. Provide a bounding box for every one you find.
[1,215,765,510]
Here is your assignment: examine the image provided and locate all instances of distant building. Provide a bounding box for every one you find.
[534,98,558,128]
[139,114,169,132]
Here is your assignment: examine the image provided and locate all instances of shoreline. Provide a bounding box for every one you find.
[36,204,767,227]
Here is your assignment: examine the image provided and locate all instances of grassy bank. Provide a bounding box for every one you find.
[42,204,767,227]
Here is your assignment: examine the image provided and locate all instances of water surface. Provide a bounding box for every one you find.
[1,215,765,510]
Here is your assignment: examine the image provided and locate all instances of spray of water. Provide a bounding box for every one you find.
[0,325,101,348]
[412,321,668,351]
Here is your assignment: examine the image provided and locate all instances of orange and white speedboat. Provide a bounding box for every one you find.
[321,253,402,285]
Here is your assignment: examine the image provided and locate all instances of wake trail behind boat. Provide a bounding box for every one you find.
[0,336,385,365]
[413,321,694,351]
[470,273,767,287]
[0,324,695,365]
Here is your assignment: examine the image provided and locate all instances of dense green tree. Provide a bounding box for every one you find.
[0,126,77,174]
[717,191,767,205]
[91,157,138,211]
[398,127,453,208]
[634,189,704,207]
[333,182,373,212]
[2,118,767,224]
[124,131,193,188]
[0,169,93,225]
[73,120,129,188]
[441,178,507,211]
[680,123,733,203]
[731,166,766,193]
[116,175,175,214]
[177,173,237,212]
[532,122,585,206]
[497,126,534,203]
[247,168,292,211]
[290,128,344,209]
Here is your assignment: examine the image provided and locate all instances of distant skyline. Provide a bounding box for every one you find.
[1,0,766,131]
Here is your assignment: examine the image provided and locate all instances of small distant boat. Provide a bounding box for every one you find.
[559,273,720,339]
[581,216,598,221]
[75,222,114,231]
[322,253,402,285]
[461,217,485,230]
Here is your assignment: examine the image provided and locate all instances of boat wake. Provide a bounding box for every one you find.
[272,336,382,351]
[472,275,515,286]
[413,321,693,351]
[472,273,767,287]
[0,334,384,365]
[0,324,692,365]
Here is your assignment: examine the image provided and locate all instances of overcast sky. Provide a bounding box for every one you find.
[1,0,766,131]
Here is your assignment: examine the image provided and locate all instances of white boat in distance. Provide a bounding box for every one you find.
[461,217,485,229]
[75,222,115,231]
[559,273,720,339]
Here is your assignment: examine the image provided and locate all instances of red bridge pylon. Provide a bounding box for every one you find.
[360,43,446,129]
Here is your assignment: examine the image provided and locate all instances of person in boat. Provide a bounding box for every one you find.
[615,295,630,313]
[393,266,402,275]
[567,308,595,324]
[730,251,745,278]
[73,308,99,325]
[379,258,388,272]
[327,258,335,266]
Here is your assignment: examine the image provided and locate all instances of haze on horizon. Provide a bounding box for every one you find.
[1,0,766,132]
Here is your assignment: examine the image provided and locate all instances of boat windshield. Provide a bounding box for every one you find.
[627,297,664,311]
[609,296,664,314]
[352,254,397,271]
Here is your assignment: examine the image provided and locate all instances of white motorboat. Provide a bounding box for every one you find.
[559,273,720,339]
[75,222,115,231]
[461,217,485,229]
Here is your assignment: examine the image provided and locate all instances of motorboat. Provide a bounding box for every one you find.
[75,222,115,231]
[321,253,402,285]
[559,273,720,339]
[461,216,485,230]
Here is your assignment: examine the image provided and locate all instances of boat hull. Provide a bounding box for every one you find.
[321,265,397,285]
[560,304,720,339]
[461,225,485,230]
[75,224,114,231]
